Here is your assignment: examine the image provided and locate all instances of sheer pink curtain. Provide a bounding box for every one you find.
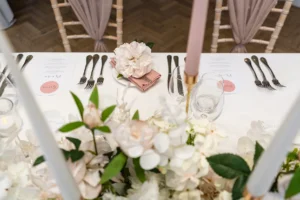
[228,0,277,53]
[68,0,113,52]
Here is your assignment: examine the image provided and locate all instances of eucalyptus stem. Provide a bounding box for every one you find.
[92,129,98,155]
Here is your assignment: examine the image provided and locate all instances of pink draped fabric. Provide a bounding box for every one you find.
[228,0,278,53]
[68,0,113,52]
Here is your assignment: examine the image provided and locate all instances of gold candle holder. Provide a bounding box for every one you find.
[243,188,263,200]
[184,72,197,113]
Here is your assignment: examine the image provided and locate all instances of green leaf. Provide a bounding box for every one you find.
[253,142,264,168]
[287,151,298,161]
[285,168,300,198]
[132,110,140,120]
[232,176,248,200]
[207,153,251,179]
[95,126,111,133]
[70,92,84,120]
[117,74,123,79]
[89,86,99,108]
[101,105,116,122]
[133,158,146,183]
[66,137,81,150]
[146,42,154,49]
[101,152,128,184]
[69,150,84,162]
[61,149,70,160]
[33,156,45,166]
[59,121,85,133]
[33,149,70,167]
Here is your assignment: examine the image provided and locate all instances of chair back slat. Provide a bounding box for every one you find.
[50,0,123,52]
[211,0,294,53]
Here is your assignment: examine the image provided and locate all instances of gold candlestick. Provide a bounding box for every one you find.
[184,72,197,113]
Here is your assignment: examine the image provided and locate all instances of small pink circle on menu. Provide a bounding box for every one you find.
[40,81,59,94]
[223,80,235,92]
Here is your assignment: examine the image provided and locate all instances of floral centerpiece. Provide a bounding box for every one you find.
[113,41,154,79]
[3,87,300,200]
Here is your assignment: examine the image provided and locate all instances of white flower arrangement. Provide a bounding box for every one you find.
[114,41,154,78]
[5,88,300,200]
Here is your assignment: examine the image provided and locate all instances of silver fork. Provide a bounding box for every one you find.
[78,55,93,84]
[85,54,100,89]
[97,55,108,85]
[260,57,285,87]
[251,55,276,90]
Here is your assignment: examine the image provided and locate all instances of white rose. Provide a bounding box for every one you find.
[113,121,157,158]
[83,102,102,129]
[114,41,153,78]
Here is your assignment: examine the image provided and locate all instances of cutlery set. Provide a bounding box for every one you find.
[244,55,285,90]
[0,54,33,94]
[78,54,108,89]
[167,55,184,95]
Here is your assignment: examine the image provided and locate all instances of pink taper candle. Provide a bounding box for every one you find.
[185,0,209,76]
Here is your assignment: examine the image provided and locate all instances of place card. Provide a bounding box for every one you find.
[202,56,239,94]
[33,56,74,96]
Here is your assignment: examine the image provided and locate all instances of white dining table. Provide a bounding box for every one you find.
[2,53,300,153]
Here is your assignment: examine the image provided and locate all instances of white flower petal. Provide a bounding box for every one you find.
[84,170,101,187]
[78,181,102,199]
[174,145,195,160]
[159,155,169,166]
[140,150,160,170]
[154,133,170,153]
[237,136,255,154]
[169,157,184,169]
[127,145,144,158]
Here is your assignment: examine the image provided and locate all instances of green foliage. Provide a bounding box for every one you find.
[33,156,45,167]
[133,158,146,183]
[117,74,123,79]
[232,176,248,200]
[146,42,154,49]
[132,110,140,120]
[285,168,300,198]
[100,152,128,184]
[253,142,264,168]
[69,150,84,162]
[59,121,85,133]
[89,86,99,108]
[70,92,84,120]
[66,137,81,150]
[95,126,111,133]
[101,105,116,122]
[186,134,196,146]
[207,154,251,179]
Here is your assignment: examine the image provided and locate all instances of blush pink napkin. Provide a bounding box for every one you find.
[110,58,161,92]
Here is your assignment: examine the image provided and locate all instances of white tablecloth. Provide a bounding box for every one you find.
[3,53,300,153]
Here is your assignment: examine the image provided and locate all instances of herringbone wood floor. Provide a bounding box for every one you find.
[5,0,300,52]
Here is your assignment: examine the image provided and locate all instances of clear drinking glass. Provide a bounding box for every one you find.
[168,66,187,103]
[189,72,224,121]
[0,74,18,105]
[0,97,23,155]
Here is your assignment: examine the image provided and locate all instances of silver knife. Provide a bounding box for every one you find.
[167,55,174,92]
[174,56,184,96]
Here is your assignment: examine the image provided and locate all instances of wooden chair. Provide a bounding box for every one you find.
[50,0,123,52]
[211,0,294,53]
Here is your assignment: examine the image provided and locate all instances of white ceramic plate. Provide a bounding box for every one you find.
[111,68,135,87]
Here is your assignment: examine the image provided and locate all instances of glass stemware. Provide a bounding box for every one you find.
[189,72,224,121]
[0,74,19,106]
[168,66,187,103]
[0,97,23,155]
